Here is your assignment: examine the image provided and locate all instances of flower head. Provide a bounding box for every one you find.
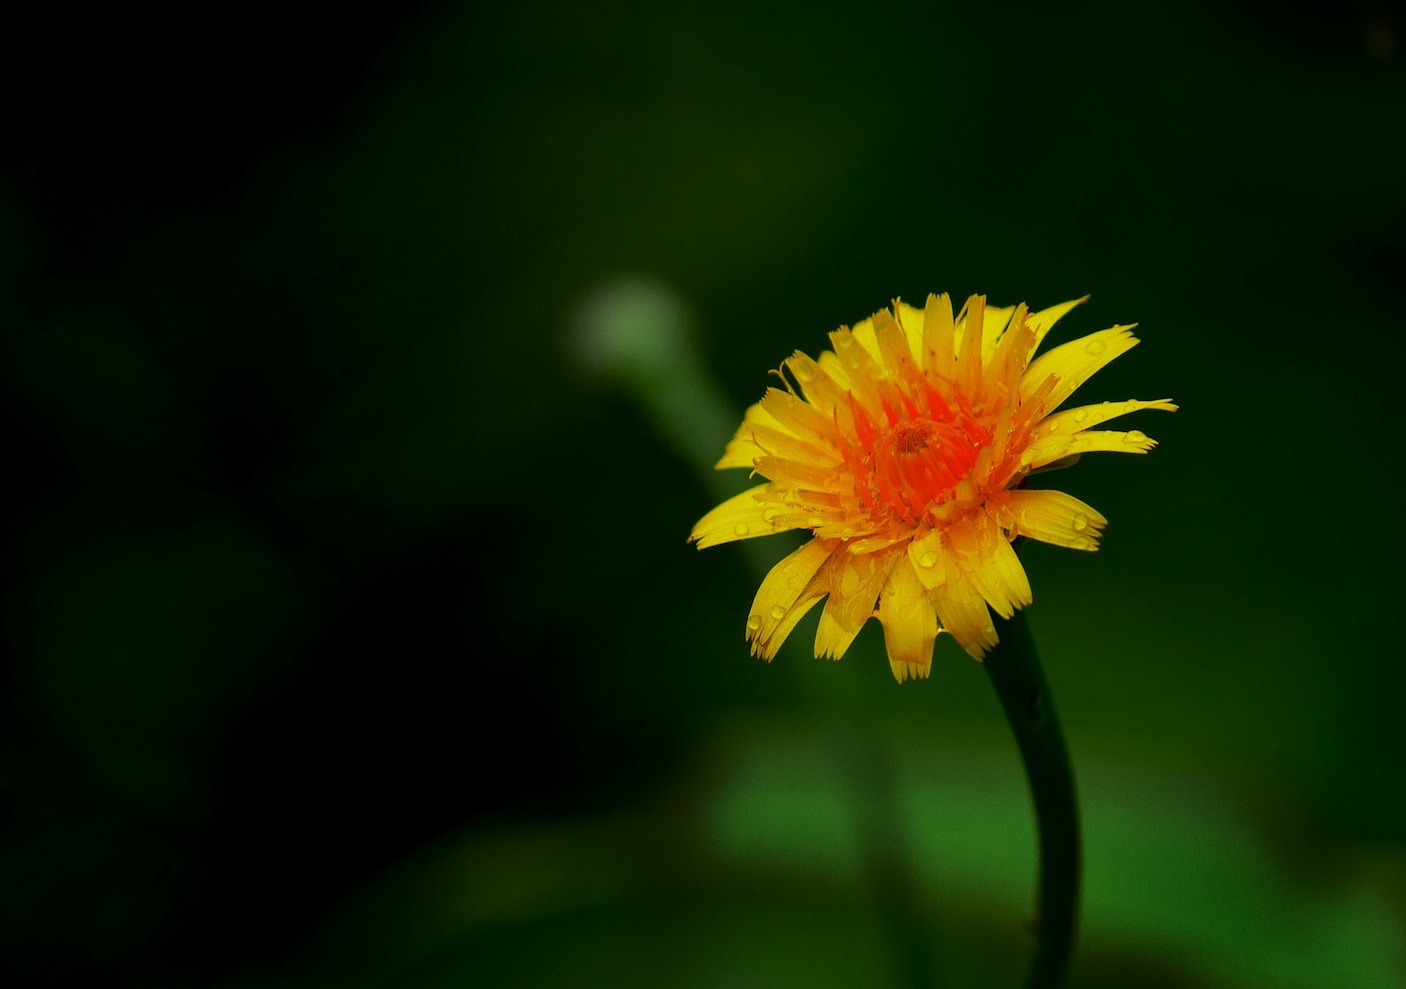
[690,293,1174,682]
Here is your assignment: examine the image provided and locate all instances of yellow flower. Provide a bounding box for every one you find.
[690,293,1174,682]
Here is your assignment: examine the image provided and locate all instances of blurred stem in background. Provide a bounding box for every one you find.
[845,732,947,988]
[570,274,772,578]
[986,607,1081,988]
[571,275,735,494]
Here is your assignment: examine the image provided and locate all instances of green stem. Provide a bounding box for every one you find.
[984,609,1081,989]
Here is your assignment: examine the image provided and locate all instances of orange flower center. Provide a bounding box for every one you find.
[843,393,994,524]
[891,421,940,454]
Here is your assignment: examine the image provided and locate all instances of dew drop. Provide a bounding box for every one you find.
[793,361,815,382]
[1074,536,1092,550]
[808,516,824,527]
[1123,429,1147,444]
[770,605,787,620]
[1073,409,1089,423]
[746,615,763,631]
[983,624,996,636]
[1084,338,1107,356]
[733,522,750,536]
[919,551,937,568]
[1072,513,1089,532]
[763,508,781,522]
[1045,420,1061,432]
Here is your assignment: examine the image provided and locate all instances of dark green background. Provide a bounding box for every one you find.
[3,2,1403,986]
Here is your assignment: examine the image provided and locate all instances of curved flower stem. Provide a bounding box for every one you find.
[984,609,1081,989]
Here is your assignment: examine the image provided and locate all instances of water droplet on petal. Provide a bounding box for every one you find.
[1084,338,1107,356]
[983,624,996,636]
[793,361,814,382]
[1124,430,1147,443]
[1073,409,1089,423]
[1072,513,1089,532]
[770,605,787,620]
[808,516,824,527]
[919,551,937,568]
[746,615,763,631]
[1045,420,1061,432]
[1074,536,1092,550]
[733,522,750,536]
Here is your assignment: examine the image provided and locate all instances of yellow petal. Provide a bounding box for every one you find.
[877,558,938,682]
[895,300,926,356]
[846,530,912,555]
[1007,488,1107,550]
[745,421,841,468]
[778,352,845,419]
[747,538,836,659]
[760,590,826,660]
[829,325,883,379]
[754,453,843,489]
[954,294,986,397]
[871,307,914,376]
[1022,427,1159,469]
[815,350,852,388]
[921,293,956,375]
[1040,398,1178,436]
[1026,295,1090,352]
[906,528,950,590]
[931,576,997,659]
[814,604,865,660]
[715,400,785,469]
[716,440,763,471]
[690,485,785,548]
[1021,325,1139,411]
[827,327,885,413]
[982,303,1031,384]
[759,387,838,448]
[823,545,899,632]
[847,314,884,365]
[979,303,1020,365]
[966,528,1032,619]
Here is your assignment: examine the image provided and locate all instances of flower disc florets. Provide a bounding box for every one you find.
[691,293,1174,682]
